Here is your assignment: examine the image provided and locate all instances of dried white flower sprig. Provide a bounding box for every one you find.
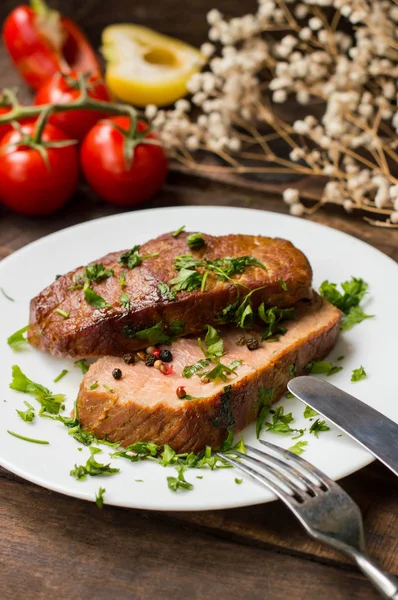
[146,0,398,227]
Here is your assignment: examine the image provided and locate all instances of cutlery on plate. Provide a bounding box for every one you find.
[218,441,398,599]
[288,377,398,477]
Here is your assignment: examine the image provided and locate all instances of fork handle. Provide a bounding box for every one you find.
[353,553,398,598]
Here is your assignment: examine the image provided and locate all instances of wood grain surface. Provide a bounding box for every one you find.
[0,1,398,599]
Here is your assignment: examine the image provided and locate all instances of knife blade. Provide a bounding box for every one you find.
[288,376,398,477]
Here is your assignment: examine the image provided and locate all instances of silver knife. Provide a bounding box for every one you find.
[288,376,398,477]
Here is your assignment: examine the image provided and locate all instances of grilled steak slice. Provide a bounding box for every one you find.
[29,232,312,358]
[77,295,340,453]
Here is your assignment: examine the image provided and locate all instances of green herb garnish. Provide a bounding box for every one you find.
[303,406,318,419]
[287,441,308,455]
[103,384,114,393]
[55,308,69,319]
[305,360,343,376]
[74,359,89,374]
[309,419,330,437]
[119,272,127,287]
[118,246,159,270]
[319,277,374,331]
[119,292,130,310]
[182,359,211,378]
[1,287,14,301]
[70,446,120,481]
[259,305,295,341]
[167,465,194,492]
[7,325,29,350]
[16,400,35,423]
[168,268,202,292]
[187,233,205,250]
[84,285,111,309]
[157,282,177,301]
[351,365,366,382]
[84,263,114,281]
[183,326,240,382]
[172,225,185,237]
[278,279,288,291]
[53,369,68,383]
[89,381,99,390]
[235,478,243,484]
[95,487,106,509]
[10,365,65,415]
[7,430,49,444]
[256,387,274,438]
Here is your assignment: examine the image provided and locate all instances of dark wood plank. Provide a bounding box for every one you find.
[0,480,381,600]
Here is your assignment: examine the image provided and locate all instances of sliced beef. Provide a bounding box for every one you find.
[28,232,312,358]
[76,295,341,453]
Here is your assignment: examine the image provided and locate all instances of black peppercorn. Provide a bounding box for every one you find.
[112,368,122,379]
[159,349,173,362]
[235,336,246,346]
[246,337,259,351]
[123,353,135,365]
[145,354,156,367]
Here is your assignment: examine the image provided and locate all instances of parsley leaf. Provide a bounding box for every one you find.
[74,359,89,374]
[287,441,308,455]
[278,279,288,291]
[118,246,159,269]
[187,233,205,250]
[304,406,318,419]
[309,419,330,437]
[182,359,211,378]
[200,359,241,382]
[235,478,243,484]
[168,268,202,292]
[167,465,194,492]
[351,365,366,382]
[319,277,374,331]
[7,325,29,350]
[264,405,305,438]
[157,282,177,301]
[259,305,295,341]
[305,361,343,376]
[119,272,127,287]
[172,225,185,237]
[10,365,65,415]
[84,263,113,281]
[53,369,68,383]
[220,428,235,451]
[84,285,111,309]
[119,292,130,310]
[183,325,239,382]
[70,446,120,481]
[200,325,224,359]
[95,487,106,509]
[135,323,171,345]
[256,387,274,438]
[16,400,35,423]
[7,430,49,444]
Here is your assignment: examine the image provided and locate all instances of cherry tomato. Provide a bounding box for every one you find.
[3,3,100,90]
[0,122,79,216]
[80,117,168,207]
[34,71,111,140]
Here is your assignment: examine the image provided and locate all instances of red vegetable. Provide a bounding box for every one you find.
[3,1,101,90]
[80,117,168,207]
[34,71,111,140]
[0,106,13,141]
[0,122,79,215]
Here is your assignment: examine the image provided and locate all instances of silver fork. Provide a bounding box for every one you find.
[218,440,398,599]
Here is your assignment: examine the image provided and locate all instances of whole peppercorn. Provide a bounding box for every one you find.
[145,354,156,367]
[123,353,135,365]
[112,368,122,380]
[246,337,259,351]
[176,386,187,399]
[137,351,146,361]
[235,336,246,346]
[159,349,173,363]
[154,360,163,370]
[146,346,156,354]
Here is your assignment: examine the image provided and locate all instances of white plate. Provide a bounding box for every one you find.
[0,206,396,511]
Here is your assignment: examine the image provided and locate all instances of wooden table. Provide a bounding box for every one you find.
[1,1,398,598]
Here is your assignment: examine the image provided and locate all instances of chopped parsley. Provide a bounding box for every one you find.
[235,478,243,484]
[103,384,114,393]
[1,287,14,301]
[89,381,99,390]
[84,285,111,309]
[287,441,308,455]
[168,268,202,292]
[337,355,345,361]
[10,365,65,415]
[319,277,374,331]
[70,446,120,481]
[16,400,35,423]
[303,406,318,419]
[84,263,114,281]
[351,365,366,382]
[259,305,295,341]
[309,419,330,437]
[305,360,343,376]
[167,465,194,492]
[264,406,304,437]
[157,282,177,301]
[278,279,288,291]
[95,487,106,509]
[74,359,89,374]
[172,225,185,237]
[7,430,49,444]
[183,325,241,382]
[256,387,274,438]
[119,272,127,287]
[7,325,29,350]
[187,233,205,250]
[53,369,68,383]
[119,292,130,310]
[55,308,69,319]
[118,246,159,269]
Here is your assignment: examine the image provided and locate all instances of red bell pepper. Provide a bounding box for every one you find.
[3,0,101,90]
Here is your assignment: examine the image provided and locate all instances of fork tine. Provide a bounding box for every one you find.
[243,445,321,492]
[259,439,334,489]
[217,452,305,504]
